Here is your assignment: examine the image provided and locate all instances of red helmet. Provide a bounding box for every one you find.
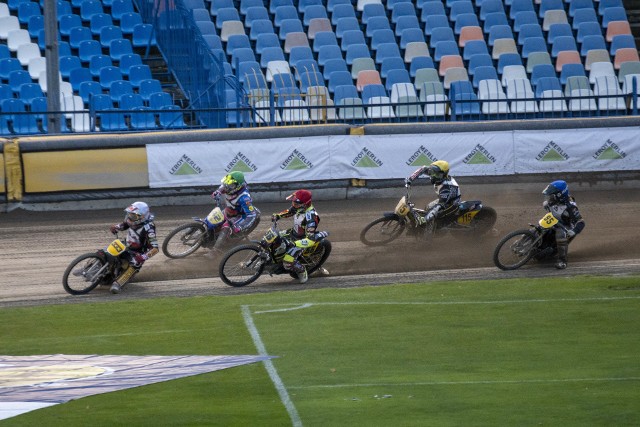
[287,189,312,212]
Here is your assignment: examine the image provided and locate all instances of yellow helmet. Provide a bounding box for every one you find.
[428,160,450,184]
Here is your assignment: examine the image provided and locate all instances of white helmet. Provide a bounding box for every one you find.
[124,201,150,228]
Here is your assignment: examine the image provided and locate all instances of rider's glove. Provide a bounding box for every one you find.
[315,231,329,240]
[566,229,576,238]
[110,224,120,234]
[542,201,550,211]
[211,190,221,200]
[271,213,280,222]
[133,253,148,265]
[230,222,241,234]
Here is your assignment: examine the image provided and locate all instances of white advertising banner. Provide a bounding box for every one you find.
[514,127,640,173]
[147,132,515,188]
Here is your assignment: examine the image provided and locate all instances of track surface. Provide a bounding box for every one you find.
[1,184,639,307]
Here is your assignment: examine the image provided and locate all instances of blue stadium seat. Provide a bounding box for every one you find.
[400,28,426,49]
[479,0,505,20]
[425,15,450,37]
[391,3,417,24]
[569,0,595,18]
[203,34,223,51]
[303,5,328,26]
[17,1,40,25]
[599,0,624,15]
[610,34,636,56]
[531,64,556,86]
[139,79,163,101]
[371,29,396,51]
[149,91,172,109]
[327,0,349,13]
[547,23,573,45]
[261,46,286,67]
[538,0,564,19]
[231,48,256,70]
[551,36,578,58]
[328,70,353,93]
[132,24,157,48]
[215,8,241,29]
[279,19,304,40]
[129,65,152,87]
[361,84,387,104]
[183,0,206,9]
[362,3,386,24]
[18,83,44,104]
[159,105,187,129]
[318,45,343,66]
[385,68,411,91]
[256,33,281,55]
[345,44,371,65]
[463,40,489,61]
[130,107,158,130]
[497,53,522,74]
[99,66,123,89]
[27,15,44,38]
[8,70,31,93]
[488,25,514,46]
[299,71,325,92]
[289,46,314,68]
[576,22,602,44]
[69,26,93,50]
[0,84,14,100]
[332,4,356,25]
[240,0,263,15]
[89,55,113,77]
[250,19,275,41]
[80,0,103,22]
[297,0,322,14]
[394,15,421,37]
[118,53,142,77]
[434,41,459,61]
[560,63,586,85]
[56,0,72,18]
[380,57,406,79]
[483,12,509,34]
[59,55,82,78]
[518,24,544,46]
[79,80,102,104]
[191,8,211,23]
[89,13,113,36]
[454,14,480,35]
[211,0,234,16]
[227,34,251,54]
[513,11,537,32]
[521,37,548,58]
[30,96,48,132]
[535,76,562,97]
[410,56,435,77]
[0,58,23,81]
[468,54,494,75]
[119,93,144,110]
[335,17,359,38]
[365,16,392,38]
[272,73,296,90]
[421,2,446,20]
[110,80,134,103]
[2,98,40,134]
[119,12,143,34]
[473,66,499,88]
[450,1,474,21]
[581,34,608,56]
[341,30,366,52]
[313,31,338,53]
[0,46,10,63]
[246,6,270,27]
[196,20,216,36]
[294,59,320,77]
[375,43,402,65]
[509,0,535,19]
[322,58,348,79]
[108,39,133,62]
[572,9,598,30]
[100,25,124,48]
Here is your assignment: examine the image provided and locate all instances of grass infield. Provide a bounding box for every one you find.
[2,275,640,426]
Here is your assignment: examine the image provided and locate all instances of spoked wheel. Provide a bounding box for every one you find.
[62,253,109,295]
[300,240,332,275]
[162,222,208,259]
[218,244,266,287]
[359,217,405,246]
[493,229,539,270]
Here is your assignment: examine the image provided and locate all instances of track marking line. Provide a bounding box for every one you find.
[241,305,302,427]
[288,377,640,389]
[255,304,313,314]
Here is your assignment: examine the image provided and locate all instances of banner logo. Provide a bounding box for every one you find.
[352,147,383,167]
[170,154,203,175]
[406,145,437,166]
[280,149,313,170]
[225,152,258,173]
[463,144,496,164]
[536,141,569,162]
[593,139,627,160]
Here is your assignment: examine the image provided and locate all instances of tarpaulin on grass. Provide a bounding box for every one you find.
[0,354,272,420]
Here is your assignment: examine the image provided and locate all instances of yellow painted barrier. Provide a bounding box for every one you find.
[4,143,21,201]
[22,148,148,193]
[0,151,5,194]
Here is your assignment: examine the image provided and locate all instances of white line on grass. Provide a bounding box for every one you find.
[288,377,640,389]
[255,304,313,314]
[241,305,303,427]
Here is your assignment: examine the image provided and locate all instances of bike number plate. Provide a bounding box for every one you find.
[263,228,278,244]
[207,207,225,225]
[395,197,410,216]
[538,213,559,228]
[457,210,478,225]
[107,239,126,256]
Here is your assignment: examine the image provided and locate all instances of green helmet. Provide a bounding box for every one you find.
[221,171,246,194]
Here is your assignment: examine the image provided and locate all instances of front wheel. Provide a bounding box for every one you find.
[493,229,539,270]
[162,222,208,259]
[62,253,109,295]
[360,216,406,246]
[219,244,266,287]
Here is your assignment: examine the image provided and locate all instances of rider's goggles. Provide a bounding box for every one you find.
[126,212,143,223]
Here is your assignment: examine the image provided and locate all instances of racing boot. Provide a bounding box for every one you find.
[297,268,308,284]
[555,244,568,270]
[314,266,330,276]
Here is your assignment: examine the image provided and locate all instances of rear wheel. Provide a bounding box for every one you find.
[219,244,265,287]
[62,253,108,295]
[360,217,405,246]
[493,229,538,270]
[162,222,208,259]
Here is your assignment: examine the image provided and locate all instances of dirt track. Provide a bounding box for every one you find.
[1,183,640,308]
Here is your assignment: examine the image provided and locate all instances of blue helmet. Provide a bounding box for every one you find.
[542,180,569,204]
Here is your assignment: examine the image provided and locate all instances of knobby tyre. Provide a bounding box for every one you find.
[359,217,405,246]
[301,240,332,275]
[219,244,265,287]
[472,206,498,236]
[62,253,108,295]
[162,222,208,259]
[493,229,539,270]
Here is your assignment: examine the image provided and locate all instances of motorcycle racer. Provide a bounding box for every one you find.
[108,201,158,294]
[405,160,461,230]
[209,171,260,253]
[542,180,585,269]
[271,189,329,283]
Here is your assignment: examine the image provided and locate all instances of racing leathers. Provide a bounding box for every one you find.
[543,197,585,266]
[273,205,328,277]
[211,185,260,251]
[406,166,461,227]
[110,218,159,287]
